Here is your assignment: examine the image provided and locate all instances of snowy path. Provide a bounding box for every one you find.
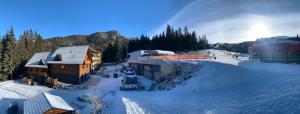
[122,97,146,114]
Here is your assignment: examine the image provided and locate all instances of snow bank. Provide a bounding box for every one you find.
[172,61,261,93]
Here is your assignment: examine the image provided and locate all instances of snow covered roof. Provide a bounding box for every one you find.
[154,50,175,55]
[128,50,145,55]
[24,92,74,114]
[47,45,90,64]
[25,52,52,68]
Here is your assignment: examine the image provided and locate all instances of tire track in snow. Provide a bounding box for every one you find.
[122,97,146,114]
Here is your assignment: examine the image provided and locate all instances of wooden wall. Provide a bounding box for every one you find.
[27,67,48,77]
[49,64,80,75]
[79,55,92,76]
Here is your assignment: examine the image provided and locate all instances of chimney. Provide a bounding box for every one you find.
[55,54,62,61]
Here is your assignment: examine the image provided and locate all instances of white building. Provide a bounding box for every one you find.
[128,50,175,59]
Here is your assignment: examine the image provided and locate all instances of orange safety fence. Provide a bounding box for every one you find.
[152,55,214,60]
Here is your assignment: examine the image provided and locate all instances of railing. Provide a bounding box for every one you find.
[152,55,213,60]
[129,55,214,61]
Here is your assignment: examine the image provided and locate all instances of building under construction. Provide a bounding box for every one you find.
[128,50,212,81]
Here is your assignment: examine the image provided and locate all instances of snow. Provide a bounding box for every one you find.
[154,50,176,55]
[98,49,300,114]
[0,80,94,114]
[122,97,146,114]
[25,52,51,68]
[1,49,300,114]
[43,92,74,110]
[47,45,90,64]
[24,92,74,114]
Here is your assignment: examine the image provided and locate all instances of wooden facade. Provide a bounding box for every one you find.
[91,50,102,70]
[27,67,48,77]
[25,45,95,85]
[26,67,49,84]
[48,54,92,84]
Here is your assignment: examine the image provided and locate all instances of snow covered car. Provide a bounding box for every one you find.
[120,69,145,90]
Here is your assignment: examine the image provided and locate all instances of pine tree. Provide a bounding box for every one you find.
[34,32,44,52]
[0,27,16,80]
[102,43,114,62]
[114,37,123,62]
[0,36,2,61]
[0,36,2,80]
[127,25,209,53]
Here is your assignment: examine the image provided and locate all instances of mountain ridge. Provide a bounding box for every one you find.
[44,31,128,52]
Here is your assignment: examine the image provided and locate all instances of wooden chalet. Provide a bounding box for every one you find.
[23,92,75,114]
[25,52,51,84]
[25,45,96,85]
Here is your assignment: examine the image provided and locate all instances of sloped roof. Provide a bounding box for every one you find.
[24,92,74,114]
[47,45,90,64]
[154,50,175,55]
[25,52,52,68]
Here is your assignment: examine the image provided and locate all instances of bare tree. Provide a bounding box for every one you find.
[87,86,103,114]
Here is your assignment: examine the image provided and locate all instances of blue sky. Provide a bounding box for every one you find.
[1,0,300,43]
[0,0,193,38]
[154,0,300,43]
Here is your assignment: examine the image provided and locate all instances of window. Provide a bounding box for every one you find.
[61,65,64,69]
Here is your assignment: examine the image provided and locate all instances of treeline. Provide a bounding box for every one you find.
[128,25,209,52]
[102,37,127,62]
[0,27,45,81]
[212,42,253,54]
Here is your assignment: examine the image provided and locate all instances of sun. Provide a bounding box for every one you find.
[246,22,272,40]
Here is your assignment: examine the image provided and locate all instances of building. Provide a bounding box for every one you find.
[91,50,102,70]
[24,92,75,114]
[25,45,96,84]
[128,55,210,81]
[25,52,51,82]
[129,58,176,81]
[249,38,300,64]
[128,50,175,59]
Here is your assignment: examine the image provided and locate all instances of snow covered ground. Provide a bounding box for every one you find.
[0,78,98,114]
[98,49,300,114]
[1,49,300,114]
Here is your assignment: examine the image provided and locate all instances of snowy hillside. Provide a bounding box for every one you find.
[99,50,300,114]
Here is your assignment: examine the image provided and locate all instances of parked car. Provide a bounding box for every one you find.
[120,69,144,90]
[113,73,118,78]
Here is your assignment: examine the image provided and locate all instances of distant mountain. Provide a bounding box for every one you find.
[212,36,300,54]
[44,31,128,52]
[212,41,253,54]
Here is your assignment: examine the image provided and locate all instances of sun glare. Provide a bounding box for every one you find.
[247,22,272,40]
